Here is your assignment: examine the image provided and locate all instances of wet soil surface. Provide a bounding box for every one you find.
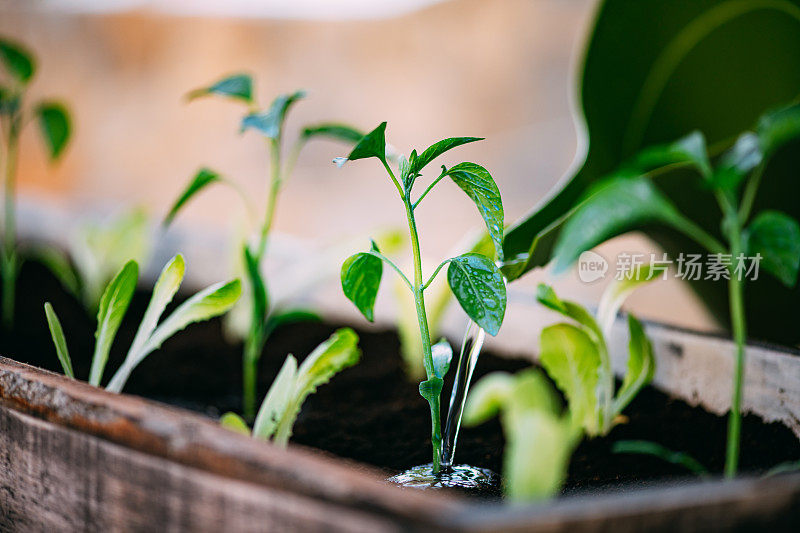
[2,261,799,499]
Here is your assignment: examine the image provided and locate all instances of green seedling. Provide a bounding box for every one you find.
[336,122,507,472]
[221,327,360,447]
[464,368,578,501]
[44,254,241,392]
[612,440,709,476]
[0,38,72,328]
[549,103,800,476]
[165,73,363,419]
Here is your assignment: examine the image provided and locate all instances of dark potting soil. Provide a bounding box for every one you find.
[2,260,799,499]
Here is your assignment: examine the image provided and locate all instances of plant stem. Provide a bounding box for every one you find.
[2,121,19,329]
[738,162,764,222]
[242,332,262,420]
[404,198,442,472]
[725,229,747,478]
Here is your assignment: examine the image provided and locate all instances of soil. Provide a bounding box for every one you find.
[2,260,799,499]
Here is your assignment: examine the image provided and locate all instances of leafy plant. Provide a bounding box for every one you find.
[336,122,507,472]
[536,266,658,437]
[220,327,360,446]
[0,38,72,328]
[165,73,363,419]
[464,369,579,501]
[548,103,800,476]
[44,254,241,392]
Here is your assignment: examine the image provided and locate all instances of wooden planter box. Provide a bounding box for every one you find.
[1,320,799,532]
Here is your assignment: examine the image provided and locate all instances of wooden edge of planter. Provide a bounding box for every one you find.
[0,356,464,529]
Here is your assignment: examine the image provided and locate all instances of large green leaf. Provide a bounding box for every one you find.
[241,91,305,139]
[443,163,504,260]
[44,303,74,379]
[164,168,221,226]
[35,102,71,160]
[613,314,656,416]
[0,39,35,84]
[341,243,383,322]
[746,210,800,287]
[446,253,506,336]
[186,73,253,103]
[89,261,138,386]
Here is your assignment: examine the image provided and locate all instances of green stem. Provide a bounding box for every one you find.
[242,331,263,420]
[725,231,747,478]
[738,162,765,222]
[2,122,19,329]
[256,140,282,261]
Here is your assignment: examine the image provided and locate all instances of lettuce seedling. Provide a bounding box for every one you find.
[165,73,363,419]
[220,327,360,446]
[336,123,507,472]
[0,38,72,328]
[535,267,657,437]
[464,369,578,501]
[549,103,800,476]
[44,254,241,392]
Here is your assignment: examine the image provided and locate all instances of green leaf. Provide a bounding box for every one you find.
[142,278,242,355]
[0,39,34,84]
[263,309,321,338]
[446,253,506,336]
[89,261,138,387]
[44,303,74,379]
[419,376,444,405]
[35,102,71,160]
[410,137,483,176]
[613,315,655,416]
[626,131,711,178]
[301,123,364,144]
[164,168,221,226]
[186,73,253,103]
[272,328,361,445]
[341,122,387,165]
[613,440,708,476]
[341,245,382,322]
[463,371,515,426]
[33,248,80,299]
[746,210,800,287]
[0,85,20,115]
[712,133,763,190]
[241,90,305,139]
[243,244,268,328]
[596,263,661,336]
[443,163,504,260]
[253,354,298,440]
[539,323,600,435]
[551,175,697,273]
[105,255,186,393]
[220,412,251,435]
[536,283,603,341]
[431,338,452,379]
[756,102,800,158]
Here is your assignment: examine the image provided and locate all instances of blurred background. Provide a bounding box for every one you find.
[0,0,716,352]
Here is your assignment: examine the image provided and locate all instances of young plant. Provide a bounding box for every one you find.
[220,327,360,446]
[165,73,363,419]
[0,38,71,328]
[464,369,578,501]
[535,267,657,437]
[336,123,507,472]
[549,103,800,476]
[44,254,241,392]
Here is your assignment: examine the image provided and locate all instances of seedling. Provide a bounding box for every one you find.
[165,73,363,419]
[44,254,241,392]
[549,103,800,476]
[336,122,507,472]
[0,38,71,328]
[220,327,360,446]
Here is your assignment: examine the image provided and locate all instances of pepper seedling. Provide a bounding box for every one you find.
[220,327,360,447]
[165,73,363,419]
[0,38,72,328]
[336,122,507,472]
[549,103,800,476]
[44,254,241,392]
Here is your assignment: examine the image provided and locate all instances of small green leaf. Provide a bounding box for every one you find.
[627,130,711,179]
[0,39,35,84]
[539,323,600,435]
[33,248,80,299]
[411,137,483,176]
[463,372,514,426]
[186,73,253,103]
[253,354,298,440]
[164,168,221,226]
[89,261,138,387]
[431,338,452,379]
[612,315,655,416]
[596,263,661,336]
[756,102,800,158]
[712,133,763,190]
[44,303,74,379]
[243,244,268,328]
[447,253,506,336]
[341,246,382,322]
[220,412,251,435]
[343,122,387,164]
[746,210,800,287]
[0,85,20,115]
[241,90,305,139]
[536,283,602,341]
[263,309,321,338]
[301,123,364,144]
[419,376,444,404]
[443,163,504,260]
[36,102,71,160]
[613,440,707,476]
